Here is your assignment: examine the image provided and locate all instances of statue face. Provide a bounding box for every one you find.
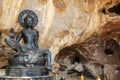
[24,17,34,27]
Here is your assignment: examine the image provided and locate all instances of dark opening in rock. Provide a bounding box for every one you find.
[101,8,106,14]
[108,3,120,15]
[116,67,120,71]
[104,48,114,56]
[70,55,80,64]
[54,45,86,65]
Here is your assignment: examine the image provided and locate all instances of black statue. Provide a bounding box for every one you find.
[4,10,53,78]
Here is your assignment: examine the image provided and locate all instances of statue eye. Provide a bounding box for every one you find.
[27,18,33,22]
[28,18,31,20]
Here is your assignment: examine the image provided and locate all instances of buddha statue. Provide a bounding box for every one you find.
[4,10,53,77]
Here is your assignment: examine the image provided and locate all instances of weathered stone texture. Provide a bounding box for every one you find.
[0,0,120,79]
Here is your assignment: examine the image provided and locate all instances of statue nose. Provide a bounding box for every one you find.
[28,21,32,24]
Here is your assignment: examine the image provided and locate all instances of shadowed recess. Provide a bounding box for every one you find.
[108,3,120,15]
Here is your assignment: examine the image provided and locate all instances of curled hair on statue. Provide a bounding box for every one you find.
[24,13,34,23]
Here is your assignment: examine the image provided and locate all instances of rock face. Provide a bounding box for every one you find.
[0,0,120,79]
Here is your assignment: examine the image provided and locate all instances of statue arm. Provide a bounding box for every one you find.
[35,30,39,48]
[16,31,23,42]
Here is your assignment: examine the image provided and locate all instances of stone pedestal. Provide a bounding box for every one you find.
[0,67,54,80]
[6,67,49,76]
[0,54,54,80]
[0,75,54,80]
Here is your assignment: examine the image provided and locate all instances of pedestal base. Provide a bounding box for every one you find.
[0,67,54,80]
[0,75,54,80]
[6,67,49,76]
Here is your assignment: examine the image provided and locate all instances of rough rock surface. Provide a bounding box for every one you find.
[0,0,120,79]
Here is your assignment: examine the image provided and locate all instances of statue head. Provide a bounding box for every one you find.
[18,10,38,28]
[24,14,34,28]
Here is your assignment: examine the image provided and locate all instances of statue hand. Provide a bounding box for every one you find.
[14,51,22,57]
[9,28,14,39]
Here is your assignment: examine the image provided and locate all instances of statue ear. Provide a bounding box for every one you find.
[9,28,14,39]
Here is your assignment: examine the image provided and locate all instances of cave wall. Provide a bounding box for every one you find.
[0,0,120,63]
[55,33,120,79]
[0,0,120,79]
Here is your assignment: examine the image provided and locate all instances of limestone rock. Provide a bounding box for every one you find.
[0,0,120,79]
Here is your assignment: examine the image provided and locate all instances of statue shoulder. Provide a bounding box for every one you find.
[20,29,26,32]
[17,29,26,35]
[33,29,39,33]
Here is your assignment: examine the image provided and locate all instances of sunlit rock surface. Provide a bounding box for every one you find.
[0,0,120,79]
